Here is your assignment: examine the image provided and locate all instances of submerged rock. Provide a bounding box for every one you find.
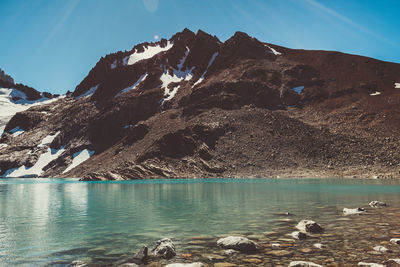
[131,246,148,264]
[217,236,261,252]
[373,245,390,253]
[165,263,205,267]
[69,261,88,267]
[385,259,400,267]
[357,263,384,267]
[291,231,307,240]
[343,207,366,215]
[295,220,323,233]
[151,238,176,259]
[289,261,323,267]
[390,238,400,245]
[224,249,240,255]
[369,201,387,207]
[313,243,327,249]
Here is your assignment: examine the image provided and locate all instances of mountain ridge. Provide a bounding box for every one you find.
[1,28,400,179]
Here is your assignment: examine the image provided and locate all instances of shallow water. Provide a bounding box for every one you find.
[1,178,400,266]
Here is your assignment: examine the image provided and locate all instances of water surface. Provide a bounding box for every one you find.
[1,178,400,266]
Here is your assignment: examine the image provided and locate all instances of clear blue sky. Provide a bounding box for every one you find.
[0,0,399,94]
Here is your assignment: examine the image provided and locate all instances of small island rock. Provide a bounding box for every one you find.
[289,261,323,267]
[151,238,176,259]
[369,201,387,207]
[165,263,205,267]
[295,220,323,233]
[343,207,366,215]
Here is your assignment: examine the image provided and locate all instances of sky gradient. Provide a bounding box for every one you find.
[1,0,399,94]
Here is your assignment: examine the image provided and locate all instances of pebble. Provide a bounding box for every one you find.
[165,263,205,267]
[357,263,384,267]
[373,245,390,253]
[224,249,239,256]
[201,254,225,261]
[313,243,326,249]
[242,258,263,264]
[214,263,237,267]
[266,250,293,257]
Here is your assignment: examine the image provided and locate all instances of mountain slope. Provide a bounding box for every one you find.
[0,69,57,135]
[1,29,400,179]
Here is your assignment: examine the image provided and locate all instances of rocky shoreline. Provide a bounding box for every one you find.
[63,201,400,267]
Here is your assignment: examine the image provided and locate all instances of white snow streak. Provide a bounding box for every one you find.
[9,126,24,137]
[115,73,148,97]
[193,52,219,87]
[4,147,65,177]
[160,47,195,101]
[264,44,281,55]
[74,84,99,99]
[370,91,381,96]
[124,41,173,66]
[63,149,95,173]
[395,83,400,89]
[164,86,180,101]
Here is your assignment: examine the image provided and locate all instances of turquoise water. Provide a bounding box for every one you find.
[1,178,400,266]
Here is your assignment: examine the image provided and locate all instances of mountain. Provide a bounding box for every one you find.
[0,69,57,142]
[1,28,400,179]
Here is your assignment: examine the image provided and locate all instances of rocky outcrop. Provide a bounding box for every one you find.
[0,68,14,84]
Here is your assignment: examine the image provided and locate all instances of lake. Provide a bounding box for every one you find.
[1,178,400,266]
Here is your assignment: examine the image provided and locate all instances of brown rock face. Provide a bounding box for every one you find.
[2,29,400,179]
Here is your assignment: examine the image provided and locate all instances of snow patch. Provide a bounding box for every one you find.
[111,59,118,69]
[164,85,180,101]
[160,48,195,102]
[115,73,148,97]
[370,91,381,96]
[0,88,59,136]
[124,124,134,129]
[39,131,60,148]
[395,83,400,88]
[74,84,99,99]
[293,86,305,94]
[63,149,95,174]
[0,143,8,149]
[124,41,173,66]
[4,147,65,177]
[264,44,281,55]
[9,126,24,137]
[193,52,218,87]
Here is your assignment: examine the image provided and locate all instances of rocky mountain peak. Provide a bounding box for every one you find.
[0,68,14,84]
